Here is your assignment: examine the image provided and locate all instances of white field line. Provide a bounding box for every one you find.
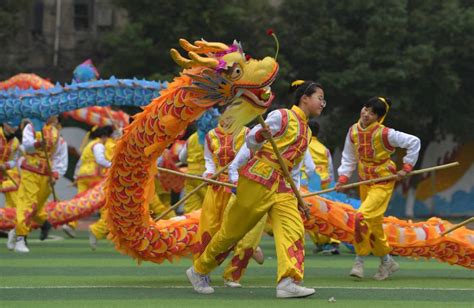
[0,285,472,291]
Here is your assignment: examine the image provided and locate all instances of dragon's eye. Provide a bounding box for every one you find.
[228,64,243,80]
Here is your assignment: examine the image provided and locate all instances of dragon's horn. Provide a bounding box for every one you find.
[194,40,229,53]
[179,39,200,52]
[188,52,219,68]
[170,49,220,69]
[170,49,193,68]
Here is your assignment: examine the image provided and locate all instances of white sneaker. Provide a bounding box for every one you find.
[7,229,16,250]
[224,280,242,288]
[252,246,265,265]
[186,266,214,294]
[89,230,97,251]
[374,258,399,281]
[276,277,316,298]
[62,224,76,238]
[349,261,364,279]
[14,237,30,253]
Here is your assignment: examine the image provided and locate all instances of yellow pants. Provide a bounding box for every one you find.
[195,186,266,282]
[194,176,305,283]
[183,178,207,213]
[15,170,51,236]
[307,232,340,246]
[5,190,20,209]
[354,182,395,257]
[90,191,175,239]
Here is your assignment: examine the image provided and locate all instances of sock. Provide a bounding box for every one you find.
[355,255,364,263]
[16,236,25,242]
[382,254,392,263]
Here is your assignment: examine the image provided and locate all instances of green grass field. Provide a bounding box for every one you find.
[1,226,473,308]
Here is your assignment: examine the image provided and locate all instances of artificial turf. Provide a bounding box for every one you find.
[0,227,472,307]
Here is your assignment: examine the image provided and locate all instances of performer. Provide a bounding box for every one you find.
[302,120,340,255]
[2,121,23,251]
[194,125,265,288]
[86,126,117,249]
[187,80,326,298]
[335,97,420,280]
[61,126,114,238]
[12,116,68,253]
[179,108,219,213]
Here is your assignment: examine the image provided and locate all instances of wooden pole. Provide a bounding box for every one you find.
[256,116,310,219]
[2,170,18,188]
[440,217,474,236]
[41,129,59,202]
[302,162,460,198]
[154,161,233,221]
[157,166,236,189]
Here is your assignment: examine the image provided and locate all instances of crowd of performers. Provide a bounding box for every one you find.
[0,77,421,298]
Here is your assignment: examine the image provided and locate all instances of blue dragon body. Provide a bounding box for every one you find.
[0,77,167,122]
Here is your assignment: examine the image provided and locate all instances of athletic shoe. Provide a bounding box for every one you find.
[7,229,16,250]
[39,220,52,241]
[186,266,214,294]
[373,258,399,281]
[14,237,30,253]
[252,246,265,264]
[322,244,340,256]
[88,230,97,251]
[276,277,316,298]
[224,280,242,288]
[349,261,364,279]
[61,224,76,238]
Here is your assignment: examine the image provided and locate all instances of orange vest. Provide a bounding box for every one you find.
[21,125,59,175]
[242,105,311,193]
[206,126,247,183]
[186,132,205,175]
[77,139,108,180]
[0,127,20,192]
[349,121,396,181]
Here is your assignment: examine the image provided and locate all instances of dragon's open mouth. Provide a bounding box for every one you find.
[233,64,279,109]
[240,87,275,108]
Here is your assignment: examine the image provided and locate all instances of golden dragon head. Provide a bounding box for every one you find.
[170,38,279,134]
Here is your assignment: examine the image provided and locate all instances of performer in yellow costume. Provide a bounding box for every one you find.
[335,97,420,280]
[302,120,340,255]
[2,122,23,251]
[179,108,220,213]
[61,126,114,238]
[13,116,68,253]
[194,125,265,288]
[0,122,21,209]
[188,80,326,298]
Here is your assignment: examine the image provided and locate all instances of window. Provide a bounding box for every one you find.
[32,0,44,35]
[74,0,91,30]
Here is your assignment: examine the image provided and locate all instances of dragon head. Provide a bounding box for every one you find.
[170,38,279,134]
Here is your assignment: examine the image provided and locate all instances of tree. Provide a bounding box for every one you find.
[98,0,277,81]
[277,0,474,151]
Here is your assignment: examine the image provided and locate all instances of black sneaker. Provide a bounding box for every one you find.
[40,221,52,241]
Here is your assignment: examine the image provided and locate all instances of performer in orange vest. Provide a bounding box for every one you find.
[302,120,340,255]
[178,108,220,213]
[335,97,420,280]
[193,125,265,288]
[188,80,325,298]
[2,121,23,251]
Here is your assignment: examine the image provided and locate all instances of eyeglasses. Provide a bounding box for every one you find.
[303,82,327,106]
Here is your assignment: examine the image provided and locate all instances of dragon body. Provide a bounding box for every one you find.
[0,40,471,270]
[0,77,166,123]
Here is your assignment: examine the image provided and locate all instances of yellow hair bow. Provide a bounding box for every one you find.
[378,97,390,124]
[291,80,305,87]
